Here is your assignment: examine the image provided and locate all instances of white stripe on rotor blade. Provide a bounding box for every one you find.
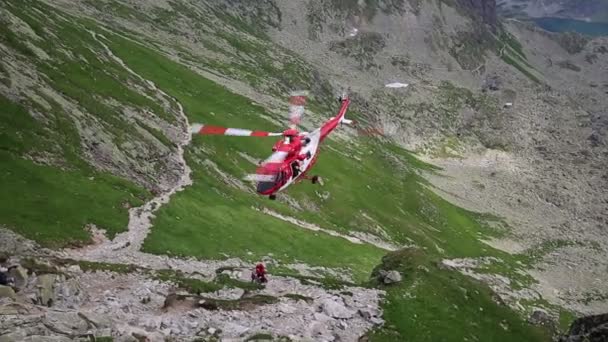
[244,174,276,182]
[290,90,309,96]
[190,123,204,134]
[289,106,304,117]
[225,128,253,136]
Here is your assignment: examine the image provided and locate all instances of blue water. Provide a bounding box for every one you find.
[533,17,608,37]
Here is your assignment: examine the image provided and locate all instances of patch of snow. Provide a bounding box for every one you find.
[385,82,409,88]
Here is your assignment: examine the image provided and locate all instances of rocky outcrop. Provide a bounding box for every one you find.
[377,270,402,284]
[559,313,608,342]
[0,285,16,300]
[0,257,385,341]
[457,0,498,29]
[497,0,608,22]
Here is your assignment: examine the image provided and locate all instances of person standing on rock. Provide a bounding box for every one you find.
[251,263,268,284]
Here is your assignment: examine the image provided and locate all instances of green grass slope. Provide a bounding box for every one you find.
[0,83,149,247]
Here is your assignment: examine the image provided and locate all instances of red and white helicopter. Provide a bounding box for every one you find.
[190,91,354,200]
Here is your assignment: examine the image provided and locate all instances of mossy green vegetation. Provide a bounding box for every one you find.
[199,294,279,311]
[365,249,552,341]
[244,333,274,341]
[154,270,223,294]
[501,53,542,84]
[0,94,149,247]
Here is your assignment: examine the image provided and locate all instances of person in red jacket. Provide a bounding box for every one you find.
[252,263,268,283]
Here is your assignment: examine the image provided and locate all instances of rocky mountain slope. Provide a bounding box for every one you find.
[497,0,608,22]
[0,0,607,341]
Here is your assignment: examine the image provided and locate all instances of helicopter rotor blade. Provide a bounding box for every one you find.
[190,123,283,137]
[288,90,308,129]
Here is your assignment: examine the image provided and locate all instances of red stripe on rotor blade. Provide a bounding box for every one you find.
[289,96,307,106]
[200,125,228,135]
[251,131,269,137]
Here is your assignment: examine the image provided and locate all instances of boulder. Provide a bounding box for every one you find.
[35,274,56,307]
[78,311,112,329]
[57,278,83,308]
[8,265,28,289]
[482,74,502,91]
[123,327,166,342]
[528,308,554,326]
[223,322,250,336]
[21,335,74,342]
[378,270,402,284]
[211,287,244,300]
[44,311,90,336]
[559,313,608,342]
[0,331,26,342]
[278,303,297,314]
[358,309,372,320]
[321,297,354,319]
[313,312,333,322]
[0,304,20,315]
[66,264,82,274]
[0,285,16,300]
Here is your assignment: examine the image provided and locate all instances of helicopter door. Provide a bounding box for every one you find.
[291,161,300,178]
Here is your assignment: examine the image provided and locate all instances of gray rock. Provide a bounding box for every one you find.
[21,336,73,342]
[0,304,20,315]
[559,312,608,342]
[261,256,276,266]
[358,309,372,320]
[278,303,297,314]
[223,322,250,336]
[0,331,26,342]
[78,311,112,329]
[212,287,244,300]
[313,312,332,322]
[95,328,113,338]
[66,265,81,274]
[58,278,83,308]
[0,285,16,300]
[383,270,402,284]
[483,74,502,91]
[528,308,554,326]
[8,265,28,289]
[321,298,354,319]
[35,274,56,307]
[44,311,90,336]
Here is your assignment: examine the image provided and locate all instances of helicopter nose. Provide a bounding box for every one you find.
[256,181,275,194]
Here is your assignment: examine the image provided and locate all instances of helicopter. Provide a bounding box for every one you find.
[189,91,354,200]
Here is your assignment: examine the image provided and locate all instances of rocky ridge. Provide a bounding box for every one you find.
[0,250,385,341]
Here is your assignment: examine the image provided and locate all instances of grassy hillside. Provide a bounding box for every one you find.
[0,0,573,340]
